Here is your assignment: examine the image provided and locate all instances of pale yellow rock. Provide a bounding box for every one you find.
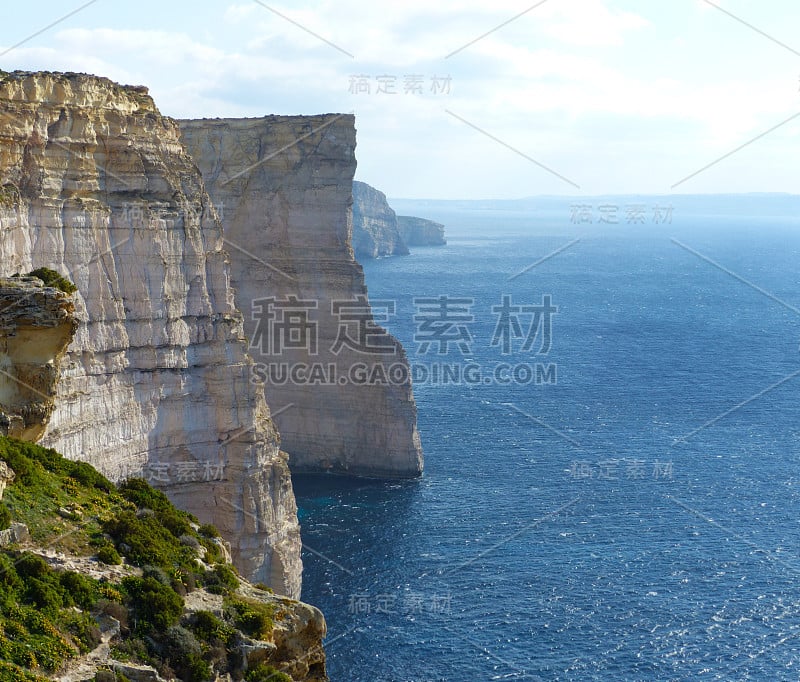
[0,460,13,500]
[0,71,301,597]
[0,276,78,441]
[180,116,424,478]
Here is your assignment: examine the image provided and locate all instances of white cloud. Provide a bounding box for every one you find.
[0,0,794,196]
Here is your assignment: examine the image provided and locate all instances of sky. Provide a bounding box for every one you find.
[0,0,798,199]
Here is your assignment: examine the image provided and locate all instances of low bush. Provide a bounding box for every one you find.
[224,597,276,640]
[161,625,210,681]
[95,543,121,565]
[245,663,292,682]
[60,571,98,609]
[204,563,239,595]
[26,267,77,295]
[121,576,183,634]
[0,502,11,531]
[102,511,197,573]
[198,523,220,538]
[190,610,235,646]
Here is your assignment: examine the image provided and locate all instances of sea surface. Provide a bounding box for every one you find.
[293,196,800,681]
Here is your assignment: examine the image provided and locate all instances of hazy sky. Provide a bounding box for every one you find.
[0,0,798,199]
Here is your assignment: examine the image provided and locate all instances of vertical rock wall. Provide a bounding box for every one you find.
[0,72,301,597]
[351,180,409,258]
[179,117,424,478]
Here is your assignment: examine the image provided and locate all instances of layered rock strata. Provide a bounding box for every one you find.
[0,71,301,597]
[179,117,424,478]
[0,276,78,440]
[397,215,446,246]
[352,180,409,258]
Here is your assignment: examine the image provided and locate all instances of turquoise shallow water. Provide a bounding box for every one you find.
[294,199,800,681]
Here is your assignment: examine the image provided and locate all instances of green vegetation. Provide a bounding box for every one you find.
[246,662,293,682]
[121,575,183,633]
[95,542,122,565]
[0,436,301,681]
[224,596,277,640]
[0,183,20,209]
[0,551,106,673]
[25,267,78,294]
[0,501,10,530]
[0,661,50,682]
[204,562,240,595]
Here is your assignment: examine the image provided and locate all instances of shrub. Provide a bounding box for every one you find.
[160,626,210,682]
[179,534,201,551]
[60,571,98,609]
[102,510,195,571]
[25,576,64,613]
[122,576,183,634]
[245,663,292,682]
[16,553,49,579]
[0,553,22,593]
[198,523,220,538]
[190,610,234,646]
[142,565,171,586]
[163,624,201,658]
[117,478,193,538]
[95,598,129,630]
[110,636,150,664]
[0,502,11,531]
[225,597,276,640]
[204,563,239,595]
[0,660,50,681]
[67,460,113,492]
[26,267,77,295]
[63,610,102,653]
[0,439,47,487]
[199,536,222,564]
[96,544,121,565]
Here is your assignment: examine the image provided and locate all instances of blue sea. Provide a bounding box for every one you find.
[293,195,800,681]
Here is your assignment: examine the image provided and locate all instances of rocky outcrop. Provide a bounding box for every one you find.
[0,460,13,499]
[397,215,447,246]
[0,521,29,547]
[352,180,409,258]
[0,71,301,597]
[179,118,424,478]
[0,276,78,441]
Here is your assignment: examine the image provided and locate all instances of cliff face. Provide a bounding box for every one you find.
[179,117,424,478]
[397,215,447,246]
[0,276,78,441]
[0,72,302,597]
[352,180,409,258]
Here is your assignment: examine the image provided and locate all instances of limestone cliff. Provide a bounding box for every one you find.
[397,215,447,246]
[0,71,301,597]
[179,117,424,478]
[352,180,409,258]
[0,276,78,441]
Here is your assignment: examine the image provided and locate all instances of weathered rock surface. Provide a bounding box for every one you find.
[0,459,14,499]
[0,71,301,596]
[352,180,409,258]
[397,215,447,246]
[179,117,423,478]
[0,521,29,547]
[0,276,78,441]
